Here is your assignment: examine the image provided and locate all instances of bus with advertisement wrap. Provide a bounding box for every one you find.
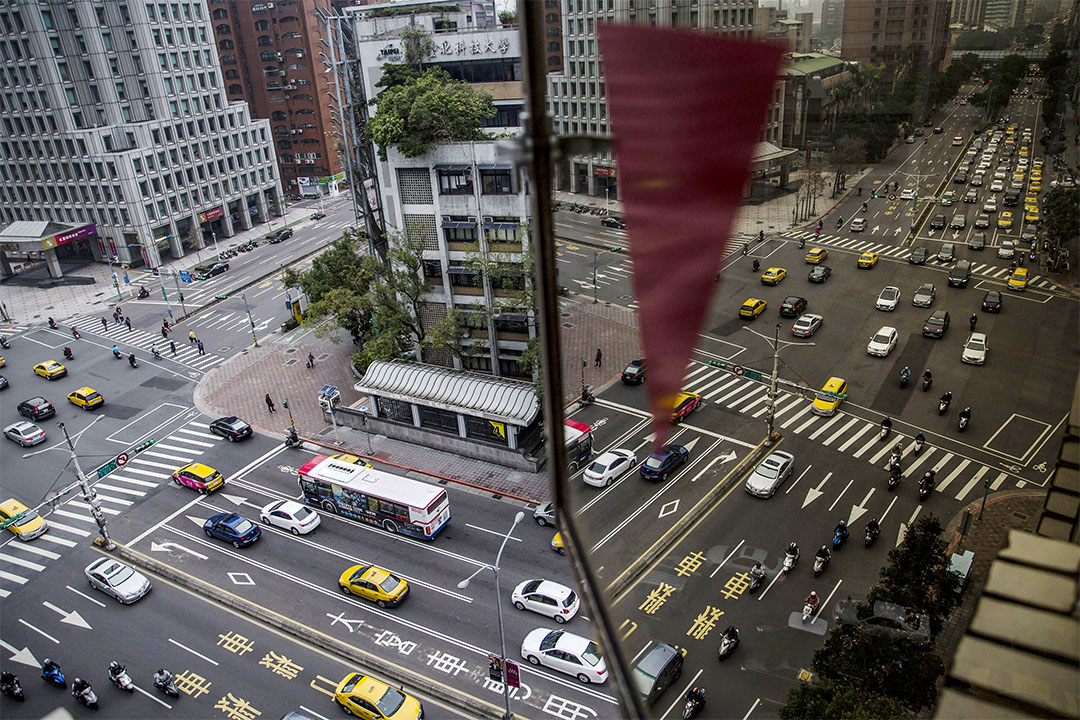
[297,455,451,540]
[564,418,594,471]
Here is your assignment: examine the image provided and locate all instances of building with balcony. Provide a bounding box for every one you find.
[781,53,853,149]
[210,0,344,199]
[345,5,533,378]
[0,0,281,277]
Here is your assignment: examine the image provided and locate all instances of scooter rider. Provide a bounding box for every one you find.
[109,662,125,681]
[786,541,799,559]
[63,346,74,360]
[72,677,91,696]
[959,406,972,422]
[815,545,831,563]
[867,518,880,536]
[923,368,933,385]
[113,345,121,358]
[722,625,739,642]
[48,317,57,329]
[752,259,760,272]
[42,658,60,675]
[900,366,911,384]
[154,668,172,686]
[805,590,819,610]
[128,353,137,368]
[750,562,766,582]
[1,671,18,692]
[834,519,849,541]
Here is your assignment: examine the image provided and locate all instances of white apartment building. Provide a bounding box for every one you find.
[347,5,534,378]
[547,0,786,200]
[0,0,281,277]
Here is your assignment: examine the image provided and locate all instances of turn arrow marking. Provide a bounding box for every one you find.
[848,488,875,526]
[0,639,39,667]
[151,540,208,560]
[219,492,247,506]
[716,450,738,466]
[802,472,832,509]
[42,601,91,629]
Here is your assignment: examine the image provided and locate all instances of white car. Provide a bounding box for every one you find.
[259,499,321,535]
[867,326,899,357]
[84,557,152,604]
[791,313,823,338]
[962,333,988,365]
[582,449,637,488]
[521,628,607,684]
[4,421,46,447]
[997,240,1015,258]
[511,579,580,623]
[744,451,795,498]
[875,286,901,311]
[989,180,1005,193]
[983,198,998,213]
[952,136,963,146]
[900,188,916,200]
[850,217,867,232]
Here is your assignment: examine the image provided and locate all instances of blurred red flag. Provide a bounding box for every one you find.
[598,25,784,446]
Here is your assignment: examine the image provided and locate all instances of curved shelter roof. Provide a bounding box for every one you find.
[356,360,540,426]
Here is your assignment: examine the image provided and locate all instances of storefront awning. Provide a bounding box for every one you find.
[434,164,471,171]
[441,221,476,229]
[476,163,512,170]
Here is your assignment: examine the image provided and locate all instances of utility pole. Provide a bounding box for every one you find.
[742,324,814,446]
[58,422,114,550]
[241,292,258,347]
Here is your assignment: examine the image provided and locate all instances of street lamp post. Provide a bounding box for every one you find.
[742,324,814,445]
[211,231,220,258]
[457,511,524,720]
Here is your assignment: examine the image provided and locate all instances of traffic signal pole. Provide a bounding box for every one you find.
[58,422,115,550]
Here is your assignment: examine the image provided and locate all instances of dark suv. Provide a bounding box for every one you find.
[908,247,927,265]
[18,396,55,421]
[632,642,684,705]
[922,310,951,338]
[779,296,808,318]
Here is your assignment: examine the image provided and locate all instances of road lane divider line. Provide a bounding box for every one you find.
[168,637,220,665]
[18,619,58,643]
[66,584,107,607]
[784,465,813,495]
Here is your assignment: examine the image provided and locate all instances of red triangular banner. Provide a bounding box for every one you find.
[598,25,784,447]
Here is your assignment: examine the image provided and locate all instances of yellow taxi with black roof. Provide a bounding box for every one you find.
[334,672,423,719]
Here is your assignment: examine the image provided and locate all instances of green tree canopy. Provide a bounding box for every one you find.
[781,682,913,720]
[1042,187,1079,249]
[368,67,496,160]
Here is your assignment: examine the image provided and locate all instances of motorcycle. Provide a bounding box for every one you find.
[748,566,766,592]
[922,374,933,391]
[153,673,179,699]
[109,667,134,693]
[919,471,936,501]
[128,354,138,369]
[899,371,910,388]
[63,347,74,360]
[879,419,892,441]
[970,315,978,332]
[813,553,830,577]
[751,259,760,272]
[137,287,151,299]
[836,217,844,229]
[958,408,971,432]
[284,428,302,449]
[682,688,705,719]
[741,244,748,256]
[1,674,25,701]
[48,318,58,329]
[914,434,925,455]
[864,524,880,547]
[0,336,8,349]
[939,392,953,415]
[71,328,80,339]
[72,683,99,710]
[888,465,902,490]
[112,347,122,359]
[580,385,595,406]
[799,237,805,248]
[802,602,816,622]
[717,627,740,659]
[832,526,848,550]
[41,662,65,688]
[782,547,799,574]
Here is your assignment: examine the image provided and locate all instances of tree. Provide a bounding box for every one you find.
[367,67,496,160]
[1042,187,1079,250]
[867,514,961,634]
[782,683,912,720]
[827,136,867,196]
[287,232,376,344]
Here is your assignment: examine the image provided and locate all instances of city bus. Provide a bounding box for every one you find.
[297,455,451,540]
[564,418,594,471]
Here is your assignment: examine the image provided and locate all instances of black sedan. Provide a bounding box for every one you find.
[639,444,689,482]
[268,228,293,244]
[922,310,950,338]
[197,262,229,280]
[982,290,1003,313]
[621,359,646,384]
[807,265,831,283]
[908,247,927,265]
[601,217,627,229]
[209,416,253,442]
[18,396,55,421]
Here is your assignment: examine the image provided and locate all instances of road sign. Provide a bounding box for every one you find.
[744,369,764,381]
[115,452,129,467]
[179,270,191,283]
[733,365,744,376]
[505,660,520,688]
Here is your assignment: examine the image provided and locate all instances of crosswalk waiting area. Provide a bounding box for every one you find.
[785,230,1061,292]
[0,419,221,597]
[679,360,1014,504]
[63,312,224,373]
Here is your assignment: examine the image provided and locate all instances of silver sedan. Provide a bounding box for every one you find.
[84,557,152,604]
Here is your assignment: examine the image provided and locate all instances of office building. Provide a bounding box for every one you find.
[840,0,951,76]
[0,0,281,276]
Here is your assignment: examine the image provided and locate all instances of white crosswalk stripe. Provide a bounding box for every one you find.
[0,420,216,596]
[679,359,1018,508]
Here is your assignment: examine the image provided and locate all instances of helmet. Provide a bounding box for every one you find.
[158,669,164,675]
[820,545,829,553]
[810,591,817,598]
[837,520,847,529]
[788,541,797,552]
[43,658,53,667]
[753,562,763,569]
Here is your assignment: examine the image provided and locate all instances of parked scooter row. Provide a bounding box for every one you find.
[19,659,180,710]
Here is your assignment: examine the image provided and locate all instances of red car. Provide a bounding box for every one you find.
[670,392,704,424]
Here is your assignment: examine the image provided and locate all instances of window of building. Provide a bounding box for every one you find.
[254,19,269,30]
[437,167,473,195]
[376,397,413,424]
[219,39,233,50]
[480,167,512,194]
[228,84,242,94]
[444,224,477,243]
[418,406,458,434]
[260,50,276,61]
[257,35,272,46]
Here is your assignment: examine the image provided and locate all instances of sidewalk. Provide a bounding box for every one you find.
[0,198,342,330]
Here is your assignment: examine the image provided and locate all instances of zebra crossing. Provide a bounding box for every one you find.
[680,360,1014,503]
[0,419,220,598]
[64,314,224,373]
[784,230,1062,292]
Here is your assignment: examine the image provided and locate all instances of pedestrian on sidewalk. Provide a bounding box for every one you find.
[170,340,177,355]
[595,348,603,367]
[265,393,276,413]
[197,340,205,356]
[188,329,196,344]
[125,316,132,331]
[306,352,315,368]
[101,317,108,331]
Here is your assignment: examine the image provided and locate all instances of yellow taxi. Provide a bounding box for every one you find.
[1025,197,1039,211]
[739,298,767,319]
[551,532,566,554]
[670,391,704,424]
[1029,180,1041,192]
[0,356,5,367]
[334,673,423,720]
[805,247,828,264]
[331,453,373,468]
[1025,208,1040,223]
[811,377,847,416]
[1019,146,1029,156]
[1012,170,1026,181]
[0,498,48,541]
[858,252,880,268]
[338,564,409,608]
[33,360,68,380]
[998,212,1014,229]
[171,462,225,493]
[1008,268,1029,290]
[1030,168,1042,179]
[760,267,787,285]
[67,387,104,410]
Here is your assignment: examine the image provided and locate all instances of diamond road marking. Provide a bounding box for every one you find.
[228,573,255,586]
[658,500,680,519]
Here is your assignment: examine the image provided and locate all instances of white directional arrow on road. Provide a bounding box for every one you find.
[872,225,880,234]
[42,601,91,629]
[952,230,960,239]
[848,488,876,526]
[0,639,39,668]
[927,229,936,236]
[682,436,701,453]
[151,540,208,560]
[255,319,272,331]
[894,227,903,236]
[716,450,738,466]
[219,493,247,507]
[802,472,832,509]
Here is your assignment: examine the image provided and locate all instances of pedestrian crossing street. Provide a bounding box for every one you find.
[783,230,1063,292]
[680,360,1016,503]
[64,313,224,373]
[0,419,221,598]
